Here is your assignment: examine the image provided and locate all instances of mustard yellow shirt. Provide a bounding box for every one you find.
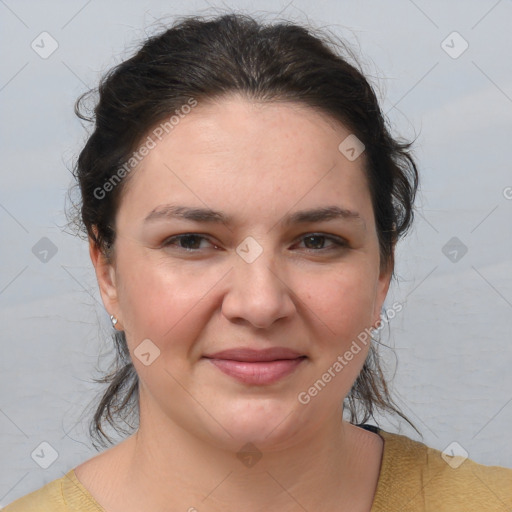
[3,428,511,511]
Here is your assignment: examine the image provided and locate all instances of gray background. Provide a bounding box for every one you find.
[1,0,511,505]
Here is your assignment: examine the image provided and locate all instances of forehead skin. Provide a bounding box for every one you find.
[114,94,376,250]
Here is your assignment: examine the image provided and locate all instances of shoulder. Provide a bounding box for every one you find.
[2,474,67,512]
[372,429,512,511]
[2,470,104,512]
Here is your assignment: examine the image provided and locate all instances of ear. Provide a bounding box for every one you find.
[89,232,119,318]
[371,243,395,329]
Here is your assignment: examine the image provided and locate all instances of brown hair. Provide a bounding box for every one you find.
[67,12,420,449]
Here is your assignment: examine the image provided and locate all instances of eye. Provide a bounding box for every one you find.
[162,234,217,251]
[294,233,348,251]
[161,233,348,253]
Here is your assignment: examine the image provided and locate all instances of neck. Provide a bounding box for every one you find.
[117,402,383,511]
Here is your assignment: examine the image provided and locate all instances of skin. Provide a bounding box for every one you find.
[79,94,392,512]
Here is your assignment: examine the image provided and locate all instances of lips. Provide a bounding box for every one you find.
[203,347,307,385]
[204,347,305,362]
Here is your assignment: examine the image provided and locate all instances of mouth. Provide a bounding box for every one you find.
[202,347,307,385]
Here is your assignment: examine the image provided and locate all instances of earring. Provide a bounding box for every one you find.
[110,315,118,328]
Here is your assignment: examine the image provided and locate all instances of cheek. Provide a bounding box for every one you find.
[290,268,377,421]
[115,243,379,366]
[300,263,378,342]
[116,256,224,350]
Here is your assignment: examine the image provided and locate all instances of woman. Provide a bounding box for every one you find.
[5,12,511,512]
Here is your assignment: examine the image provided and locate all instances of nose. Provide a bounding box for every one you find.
[221,246,296,329]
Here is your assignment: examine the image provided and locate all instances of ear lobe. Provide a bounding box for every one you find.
[89,236,118,312]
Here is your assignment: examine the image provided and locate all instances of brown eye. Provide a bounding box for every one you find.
[163,234,214,251]
[297,234,347,251]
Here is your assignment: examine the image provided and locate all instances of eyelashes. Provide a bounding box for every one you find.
[162,233,348,253]
[163,234,216,251]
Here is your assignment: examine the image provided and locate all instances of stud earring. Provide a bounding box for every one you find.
[110,315,118,327]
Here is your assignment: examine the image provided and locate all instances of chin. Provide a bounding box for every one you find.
[203,399,307,452]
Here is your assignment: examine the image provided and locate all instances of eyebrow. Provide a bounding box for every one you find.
[143,204,366,230]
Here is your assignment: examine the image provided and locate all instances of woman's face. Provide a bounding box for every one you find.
[92,95,392,451]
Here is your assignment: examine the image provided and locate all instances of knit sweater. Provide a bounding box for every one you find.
[3,427,511,511]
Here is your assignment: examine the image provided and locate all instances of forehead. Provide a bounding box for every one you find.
[116,95,372,226]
